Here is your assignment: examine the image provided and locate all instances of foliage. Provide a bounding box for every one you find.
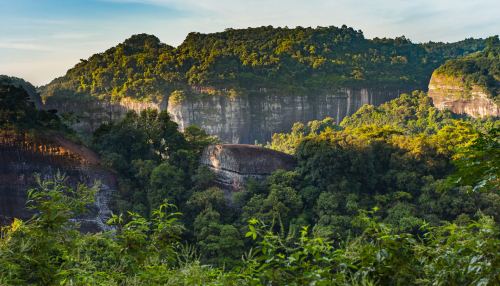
[1,176,499,285]
[2,81,499,283]
[0,78,65,131]
[266,91,499,231]
[92,108,216,216]
[41,27,488,103]
[267,117,339,154]
[450,127,499,192]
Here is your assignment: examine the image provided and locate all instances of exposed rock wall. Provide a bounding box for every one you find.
[0,131,115,232]
[44,87,403,142]
[169,88,403,143]
[428,73,499,118]
[44,96,165,134]
[200,144,296,191]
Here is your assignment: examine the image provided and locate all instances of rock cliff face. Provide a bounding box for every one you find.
[0,131,115,232]
[45,87,403,143]
[200,144,296,191]
[44,96,165,134]
[428,73,499,118]
[169,88,403,143]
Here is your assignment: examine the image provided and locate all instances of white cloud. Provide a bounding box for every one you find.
[0,41,51,51]
[50,32,95,40]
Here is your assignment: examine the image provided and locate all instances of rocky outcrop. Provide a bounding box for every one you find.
[200,144,296,191]
[169,88,403,143]
[44,96,165,133]
[428,73,499,118]
[0,131,115,232]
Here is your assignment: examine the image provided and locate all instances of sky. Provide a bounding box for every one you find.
[0,0,498,86]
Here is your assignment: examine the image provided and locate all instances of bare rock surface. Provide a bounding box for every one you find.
[201,144,296,191]
[0,131,115,232]
[428,73,499,118]
[169,88,403,143]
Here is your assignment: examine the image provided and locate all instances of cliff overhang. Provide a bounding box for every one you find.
[200,144,296,191]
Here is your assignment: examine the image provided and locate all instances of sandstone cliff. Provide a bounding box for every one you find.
[169,88,403,143]
[0,131,115,232]
[200,144,296,191]
[428,73,499,118]
[44,95,165,133]
[44,86,403,143]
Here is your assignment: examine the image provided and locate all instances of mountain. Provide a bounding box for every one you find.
[40,26,490,142]
[429,36,499,117]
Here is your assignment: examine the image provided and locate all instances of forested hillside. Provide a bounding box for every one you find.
[2,87,499,284]
[41,26,488,102]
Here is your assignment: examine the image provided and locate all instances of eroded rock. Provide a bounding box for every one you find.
[168,88,403,143]
[0,131,115,232]
[428,73,499,118]
[200,144,296,191]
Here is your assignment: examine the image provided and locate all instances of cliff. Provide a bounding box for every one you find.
[44,95,164,133]
[200,144,296,191]
[428,73,499,118]
[39,29,490,140]
[169,87,403,143]
[0,130,115,232]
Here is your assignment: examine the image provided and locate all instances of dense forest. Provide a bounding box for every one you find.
[0,77,64,131]
[41,26,489,102]
[434,36,500,101]
[1,73,499,284]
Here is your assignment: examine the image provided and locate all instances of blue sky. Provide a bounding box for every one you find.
[1,0,498,86]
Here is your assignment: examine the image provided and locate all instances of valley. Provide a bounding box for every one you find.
[0,23,498,285]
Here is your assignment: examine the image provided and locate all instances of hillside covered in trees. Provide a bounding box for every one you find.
[2,80,499,284]
[41,26,489,103]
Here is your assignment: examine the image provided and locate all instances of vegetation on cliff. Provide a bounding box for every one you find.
[41,26,488,102]
[433,36,499,101]
[2,88,499,284]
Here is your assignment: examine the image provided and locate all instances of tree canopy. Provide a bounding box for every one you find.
[41,26,489,102]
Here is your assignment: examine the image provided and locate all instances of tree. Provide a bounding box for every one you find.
[193,207,243,266]
[148,162,186,210]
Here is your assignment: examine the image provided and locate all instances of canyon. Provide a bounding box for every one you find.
[44,95,165,134]
[168,88,404,143]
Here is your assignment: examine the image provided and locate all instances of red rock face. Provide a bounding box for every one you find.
[0,131,116,232]
[428,73,499,118]
[200,144,296,191]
